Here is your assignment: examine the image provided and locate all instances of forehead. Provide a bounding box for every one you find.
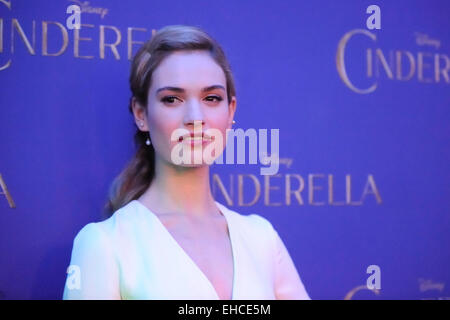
[151,50,226,92]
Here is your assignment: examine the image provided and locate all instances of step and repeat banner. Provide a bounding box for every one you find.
[1,0,449,299]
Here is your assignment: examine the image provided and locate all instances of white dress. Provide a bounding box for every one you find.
[62,200,310,300]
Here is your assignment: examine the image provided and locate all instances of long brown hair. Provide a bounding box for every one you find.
[103,25,237,217]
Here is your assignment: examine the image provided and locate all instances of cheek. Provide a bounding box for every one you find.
[204,106,231,139]
[205,105,230,127]
[206,121,230,149]
[148,109,181,146]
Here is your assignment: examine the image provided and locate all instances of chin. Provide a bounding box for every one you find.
[176,161,212,168]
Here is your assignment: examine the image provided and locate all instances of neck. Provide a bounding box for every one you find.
[139,154,220,219]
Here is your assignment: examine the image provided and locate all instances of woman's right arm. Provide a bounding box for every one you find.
[63,222,121,300]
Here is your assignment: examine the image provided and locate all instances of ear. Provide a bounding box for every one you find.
[131,97,149,131]
[227,96,237,128]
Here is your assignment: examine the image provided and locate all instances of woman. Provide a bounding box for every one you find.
[63,25,310,300]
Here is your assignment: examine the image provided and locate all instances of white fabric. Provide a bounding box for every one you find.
[63,200,310,300]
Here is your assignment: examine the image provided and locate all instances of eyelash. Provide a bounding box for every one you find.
[161,95,223,104]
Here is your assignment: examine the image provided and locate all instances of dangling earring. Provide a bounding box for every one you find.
[139,121,151,146]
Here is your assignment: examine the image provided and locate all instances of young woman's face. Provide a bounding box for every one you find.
[139,50,236,167]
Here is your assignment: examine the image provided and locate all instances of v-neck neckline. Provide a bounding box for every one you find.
[133,199,237,300]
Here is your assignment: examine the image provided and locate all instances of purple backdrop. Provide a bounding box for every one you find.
[1,0,449,299]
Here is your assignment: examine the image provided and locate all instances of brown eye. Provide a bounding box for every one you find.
[161,96,180,104]
[205,95,223,102]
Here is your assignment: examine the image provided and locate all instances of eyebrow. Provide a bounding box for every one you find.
[156,85,226,94]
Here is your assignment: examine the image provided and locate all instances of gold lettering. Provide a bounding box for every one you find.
[336,29,377,94]
[367,48,373,77]
[346,174,362,205]
[238,174,260,206]
[285,174,304,205]
[417,52,433,82]
[127,27,147,60]
[0,18,11,70]
[74,23,94,59]
[0,173,16,208]
[434,54,450,83]
[213,173,381,207]
[309,174,325,205]
[0,0,11,9]
[100,25,121,60]
[344,285,380,300]
[375,49,394,79]
[0,18,3,53]
[263,174,282,206]
[328,174,346,205]
[360,174,382,203]
[42,21,68,56]
[11,19,35,54]
[396,50,415,81]
[212,174,233,206]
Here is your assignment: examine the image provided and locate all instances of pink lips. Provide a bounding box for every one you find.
[178,132,214,145]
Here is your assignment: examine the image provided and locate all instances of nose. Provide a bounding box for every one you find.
[183,98,205,129]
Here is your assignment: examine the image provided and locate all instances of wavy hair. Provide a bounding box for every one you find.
[103,25,236,217]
